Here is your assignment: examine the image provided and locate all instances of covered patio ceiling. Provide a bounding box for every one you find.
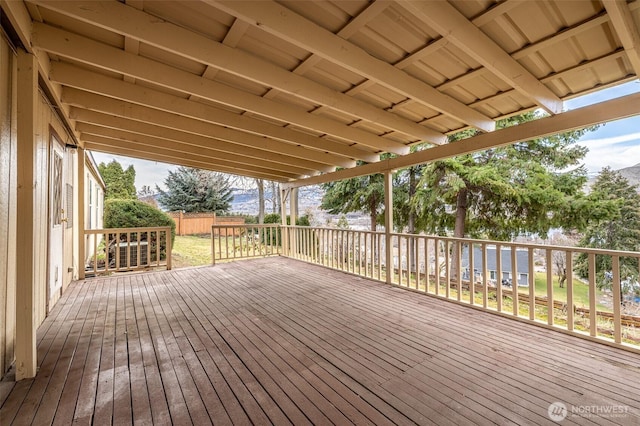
[4,0,640,183]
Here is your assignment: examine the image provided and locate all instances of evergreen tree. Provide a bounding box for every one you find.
[98,159,136,200]
[575,168,640,297]
[321,170,384,232]
[412,112,597,240]
[156,167,233,213]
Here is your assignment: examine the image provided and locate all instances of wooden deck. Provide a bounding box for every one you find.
[2,258,640,425]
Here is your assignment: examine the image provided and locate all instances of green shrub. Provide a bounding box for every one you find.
[105,199,176,244]
[263,213,310,226]
[261,213,310,247]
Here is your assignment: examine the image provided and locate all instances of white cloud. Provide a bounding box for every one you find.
[90,151,176,191]
[579,133,640,173]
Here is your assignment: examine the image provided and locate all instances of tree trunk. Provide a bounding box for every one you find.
[270,181,278,213]
[257,179,265,224]
[451,188,468,279]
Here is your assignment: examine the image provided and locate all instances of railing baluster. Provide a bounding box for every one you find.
[434,239,440,296]
[566,251,573,331]
[512,245,518,317]
[589,253,597,337]
[612,256,622,344]
[456,240,462,302]
[469,242,474,305]
[425,237,430,293]
[496,243,502,312]
[445,241,451,299]
[397,236,402,287]
[377,233,382,281]
[546,248,553,326]
[528,248,535,320]
[482,243,488,309]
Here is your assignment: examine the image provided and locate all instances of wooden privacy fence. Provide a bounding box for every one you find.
[168,212,245,236]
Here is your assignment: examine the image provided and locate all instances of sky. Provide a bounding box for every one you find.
[91,81,640,191]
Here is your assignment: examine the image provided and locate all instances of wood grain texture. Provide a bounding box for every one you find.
[2,258,640,424]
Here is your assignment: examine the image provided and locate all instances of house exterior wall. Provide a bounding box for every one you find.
[0,30,18,380]
[0,34,80,379]
[83,154,104,268]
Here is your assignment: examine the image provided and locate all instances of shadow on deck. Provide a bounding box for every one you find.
[1,257,639,425]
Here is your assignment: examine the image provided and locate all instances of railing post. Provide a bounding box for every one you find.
[290,188,298,257]
[78,147,86,280]
[280,187,289,256]
[166,227,172,270]
[211,225,216,265]
[384,171,393,285]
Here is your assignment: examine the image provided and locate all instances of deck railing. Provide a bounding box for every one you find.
[211,224,281,264]
[84,226,172,276]
[286,226,640,350]
[212,223,640,350]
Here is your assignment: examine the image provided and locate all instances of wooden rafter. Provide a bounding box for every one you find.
[50,63,371,165]
[208,0,496,133]
[603,0,640,78]
[398,0,563,115]
[284,91,640,189]
[31,0,444,144]
[32,23,408,155]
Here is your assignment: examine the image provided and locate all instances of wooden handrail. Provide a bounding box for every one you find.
[83,226,172,276]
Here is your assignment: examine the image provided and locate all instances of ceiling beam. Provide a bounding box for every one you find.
[603,0,640,78]
[85,141,290,182]
[398,0,563,115]
[30,0,444,144]
[79,128,303,180]
[49,63,369,165]
[208,0,496,133]
[31,22,409,155]
[72,113,320,176]
[284,91,640,189]
[62,88,337,173]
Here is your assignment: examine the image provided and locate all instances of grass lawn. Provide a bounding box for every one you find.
[171,235,212,268]
[531,272,610,311]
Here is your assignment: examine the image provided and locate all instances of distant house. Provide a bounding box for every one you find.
[461,246,530,287]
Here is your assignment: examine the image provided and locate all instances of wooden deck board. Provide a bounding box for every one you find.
[2,257,640,425]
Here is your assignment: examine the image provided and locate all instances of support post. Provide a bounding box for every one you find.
[384,171,393,284]
[77,147,86,280]
[280,187,289,255]
[290,188,298,257]
[15,50,38,380]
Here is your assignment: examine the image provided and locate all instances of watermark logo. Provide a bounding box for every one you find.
[548,402,568,422]
[547,402,630,422]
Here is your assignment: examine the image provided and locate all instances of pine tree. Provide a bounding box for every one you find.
[156,167,233,213]
[98,160,136,200]
[412,112,596,240]
[575,168,640,297]
[321,170,384,232]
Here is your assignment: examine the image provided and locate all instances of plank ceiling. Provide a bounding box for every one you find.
[6,0,640,182]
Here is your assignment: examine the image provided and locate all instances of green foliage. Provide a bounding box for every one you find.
[156,166,233,213]
[411,112,597,240]
[98,160,136,199]
[321,164,384,231]
[575,168,640,295]
[336,215,350,229]
[104,199,176,244]
[261,213,309,247]
[263,213,310,226]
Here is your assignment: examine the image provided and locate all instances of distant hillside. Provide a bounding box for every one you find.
[617,163,640,190]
